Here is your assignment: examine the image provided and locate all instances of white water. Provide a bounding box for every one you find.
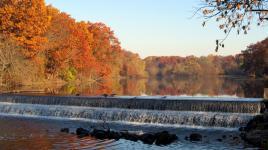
[0,95,264,113]
[0,102,258,128]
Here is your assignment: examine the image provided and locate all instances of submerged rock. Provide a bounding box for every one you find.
[60,128,69,133]
[189,133,202,141]
[155,131,178,145]
[76,128,90,138]
[216,138,222,142]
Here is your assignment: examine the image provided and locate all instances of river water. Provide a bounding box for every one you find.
[0,115,257,150]
[0,77,266,149]
[1,76,267,98]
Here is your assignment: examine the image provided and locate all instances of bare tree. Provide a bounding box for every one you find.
[0,34,38,86]
[197,0,268,51]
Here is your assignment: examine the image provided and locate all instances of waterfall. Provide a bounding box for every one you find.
[0,102,257,128]
[0,95,265,129]
[0,95,265,113]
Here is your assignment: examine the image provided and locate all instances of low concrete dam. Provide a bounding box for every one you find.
[0,95,265,128]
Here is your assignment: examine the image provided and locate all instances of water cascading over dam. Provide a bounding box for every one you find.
[0,95,265,129]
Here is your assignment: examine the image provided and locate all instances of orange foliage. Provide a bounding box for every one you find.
[0,0,50,58]
[0,1,146,84]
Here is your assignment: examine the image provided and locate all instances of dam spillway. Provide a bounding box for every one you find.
[0,95,265,128]
[0,95,265,113]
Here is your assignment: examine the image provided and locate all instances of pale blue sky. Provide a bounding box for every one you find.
[45,0,268,58]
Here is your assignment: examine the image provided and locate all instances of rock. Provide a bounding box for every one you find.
[241,130,268,148]
[60,128,69,133]
[233,136,239,140]
[120,132,139,142]
[140,133,156,145]
[189,133,202,141]
[76,128,90,138]
[91,129,108,139]
[222,135,226,139]
[240,109,268,149]
[217,138,222,142]
[255,123,268,130]
[244,115,265,131]
[155,131,178,145]
[239,127,246,132]
[108,131,122,141]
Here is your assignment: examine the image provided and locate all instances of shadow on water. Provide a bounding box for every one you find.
[0,76,267,98]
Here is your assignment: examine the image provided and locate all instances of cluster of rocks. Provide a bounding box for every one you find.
[240,111,268,149]
[61,127,178,146]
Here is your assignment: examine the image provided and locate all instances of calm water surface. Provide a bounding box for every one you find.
[1,76,267,98]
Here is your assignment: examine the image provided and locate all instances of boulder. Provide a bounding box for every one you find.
[189,133,202,141]
[76,128,90,138]
[91,129,108,139]
[108,131,122,141]
[244,115,265,131]
[241,129,268,148]
[155,131,178,145]
[140,133,156,145]
[120,132,139,142]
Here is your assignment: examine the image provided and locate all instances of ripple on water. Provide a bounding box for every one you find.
[0,115,258,150]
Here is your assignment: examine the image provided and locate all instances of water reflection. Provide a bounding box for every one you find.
[0,76,267,98]
[0,116,255,150]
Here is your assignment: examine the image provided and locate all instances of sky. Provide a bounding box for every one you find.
[45,0,268,58]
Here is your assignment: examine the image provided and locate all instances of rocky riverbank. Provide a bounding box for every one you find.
[240,110,268,149]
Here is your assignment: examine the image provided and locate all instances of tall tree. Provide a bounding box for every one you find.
[0,0,50,58]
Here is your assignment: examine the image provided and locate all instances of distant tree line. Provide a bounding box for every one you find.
[144,37,268,79]
[144,55,243,78]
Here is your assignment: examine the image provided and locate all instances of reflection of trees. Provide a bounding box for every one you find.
[2,76,266,98]
[241,79,268,98]
[146,76,245,97]
[119,79,146,96]
[58,78,147,96]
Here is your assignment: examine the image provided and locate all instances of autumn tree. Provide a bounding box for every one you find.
[44,8,100,82]
[120,51,147,78]
[87,22,123,79]
[199,0,268,50]
[0,0,50,58]
[241,37,268,77]
[0,34,39,86]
